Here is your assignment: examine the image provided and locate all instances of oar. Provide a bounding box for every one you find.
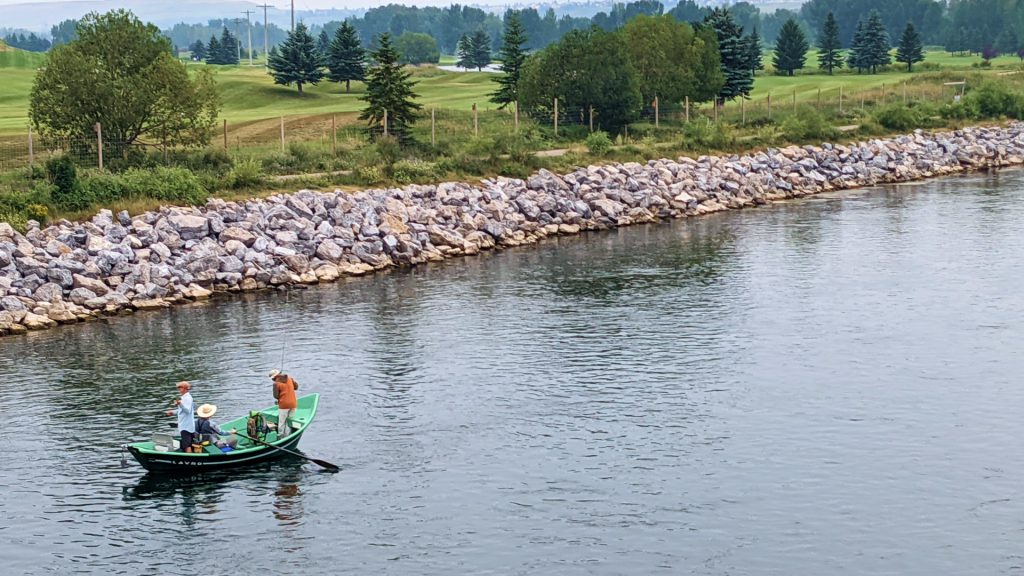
[232,430,340,473]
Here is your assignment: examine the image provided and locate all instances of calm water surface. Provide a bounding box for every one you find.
[3,170,1024,575]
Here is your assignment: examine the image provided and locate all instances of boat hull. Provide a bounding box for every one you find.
[127,429,306,474]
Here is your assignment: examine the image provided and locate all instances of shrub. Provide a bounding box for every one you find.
[25,203,49,224]
[585,131,613,156]
[121,166,208,205]
[872,103,935,131]
[355,165,385,184]
[80,171,127,204]
[966,82,1024,119]
[225,157,265,189]
[780,108,839,141]
[391,158,438,184]
[939,99,981,121]
[682,119,736,150]
[46,155,85,210]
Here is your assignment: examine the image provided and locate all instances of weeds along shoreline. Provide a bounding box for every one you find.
[1,122,1022,337]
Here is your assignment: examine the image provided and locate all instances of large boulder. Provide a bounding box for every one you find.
[33,282,65,303]
[167,214,209,240]
[219,226,256,247]
[73,274,110,296]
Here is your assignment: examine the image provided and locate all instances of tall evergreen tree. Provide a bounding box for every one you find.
[817,12,844,75]
[326,21,366,93]
[772,18,808,76]
[848,20,867,72]
[469,29,492,70]
[360,32,422,142]
[267,22,324,93]
[206,35,222,64]
[189,39,207,61]
[317,29,330,58]
[862,11,891,73]
[218,27,239,65]
[896,22,924,71]
[704,8,753,102]
[745,27,763,75]
[490,12,528,109]
[456,34,473,69]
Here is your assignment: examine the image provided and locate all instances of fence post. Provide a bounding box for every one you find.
[793,90,797,113]
[654,96,659,128]
[332,115,337,155]
[27,125,33,169]
[861,92,865,110]
[740,97,745,124]
[223,119,228,150]
[839,86,843,114]
[553,97,558,136]
[383,109,388,138]
[767,92,772,121]
[685,96,690,123]
[817,88,821,109]
[94,122,103,170]
[514,101,519,133]
[431,108,436,146]
[881,83,886,104]
[280,117,285,152]
[903,82,907,104]
[473,103,478,137]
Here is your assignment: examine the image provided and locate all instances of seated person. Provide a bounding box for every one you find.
[194,404,238,448]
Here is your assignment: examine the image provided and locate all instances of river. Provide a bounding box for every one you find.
[2,169,1023,575]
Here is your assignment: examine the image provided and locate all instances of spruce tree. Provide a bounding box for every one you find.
[456,34,473,69]
[896,22,924,72]
[490,12,528,109]
[219,28,239,65]
[772,18,808,76]
[317,29,330,58]
[360,32,422,142]
[847,19,864,72]
[267,22,324,93]
[745,27,763,75]
[817,12,843,75]
[862,11,891,73]
[470,29,491,70]
[189,39,207,61]
[326,21,366,93]
[206,35,222,64]
[703,8,753,102]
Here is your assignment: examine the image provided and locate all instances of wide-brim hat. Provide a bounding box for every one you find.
[269,369,281,379]
[196,404,217,418]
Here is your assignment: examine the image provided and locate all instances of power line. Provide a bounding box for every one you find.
[233,18,243,62]
[258,4,270,68]
[242,10,254,66]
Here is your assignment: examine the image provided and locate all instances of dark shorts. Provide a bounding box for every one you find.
[180,430,195,452]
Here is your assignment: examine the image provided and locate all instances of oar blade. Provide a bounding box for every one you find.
[312,459,340,472]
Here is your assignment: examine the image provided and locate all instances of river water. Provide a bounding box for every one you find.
[2,169,1024,575]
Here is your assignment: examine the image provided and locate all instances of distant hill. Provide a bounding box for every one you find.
[0,40,47,69]
[0,0,361,33]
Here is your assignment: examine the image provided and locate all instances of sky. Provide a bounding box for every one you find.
[0,0,514,6]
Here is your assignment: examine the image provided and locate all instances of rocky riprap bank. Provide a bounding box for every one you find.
[2,124,1023,336]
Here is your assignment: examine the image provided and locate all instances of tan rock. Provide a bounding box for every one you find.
[22,311,57,330]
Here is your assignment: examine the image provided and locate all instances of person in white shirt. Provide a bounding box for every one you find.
[165,381,196,452]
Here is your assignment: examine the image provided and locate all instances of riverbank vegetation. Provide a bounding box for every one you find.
[1,1,1024,229]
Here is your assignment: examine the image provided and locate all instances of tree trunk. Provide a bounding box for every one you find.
[346,79,350,93]
[298,82,303,94]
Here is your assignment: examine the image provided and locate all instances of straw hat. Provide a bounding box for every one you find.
[269,369,281,379]
[196,404,217,419]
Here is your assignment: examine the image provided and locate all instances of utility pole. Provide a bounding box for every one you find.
[291,0,295,32]
[258,4,270,67]
[233,18,243,62]
[242,10,254,66]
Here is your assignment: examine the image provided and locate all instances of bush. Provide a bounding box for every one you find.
[780,108,839,141]
[872,103,939,131]
[25,203,49,224]
[225,157,265,189]
[121,166,208,205]
[939,99,981,121]
[585,131,613,156]
[682,119,736,150]
[355,165,385,184]
[966,82,1024,119]
[46,155,85,210]
[391,158,438,184]
[80,171,127,204]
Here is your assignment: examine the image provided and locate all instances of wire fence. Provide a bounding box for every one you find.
[0,78,977,177]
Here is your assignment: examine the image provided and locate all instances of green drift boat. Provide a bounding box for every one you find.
[125,393,320,474]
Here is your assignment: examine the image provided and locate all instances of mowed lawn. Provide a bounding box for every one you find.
[0,47,1021,137]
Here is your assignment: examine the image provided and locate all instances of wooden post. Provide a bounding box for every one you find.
[513,101,519,132]
[861,92,865,110]
[793,90,797,113]
[588,106,594,132]
[94,122,103,170]
[903,82,907,104]
[816,88,821,109]
[881,83,886,104]
[473,103,478,137]
[714,99,718,122]
[685,96,690,123]
[741,97,745,124]
[553,97,558,136]
[383,109,388,138]
[654,96,659,128]
[27,125,33,169]
[767,93,772,120]
[839,86,843,114]
[223,119,228,150]
[431,108,436,146]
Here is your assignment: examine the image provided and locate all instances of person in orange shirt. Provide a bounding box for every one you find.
[269,370,299,437]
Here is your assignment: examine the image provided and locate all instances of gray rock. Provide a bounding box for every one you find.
[72,274,110,296]
[1,295,26,311]
[220,226,256,247]
[168,214,209,239]
[34,282,64,303]
[68,287,97,306]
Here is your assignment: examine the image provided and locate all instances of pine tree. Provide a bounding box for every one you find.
[326,21,366,93]
[862,11,891,73]
[218,28,239,65]
[745,27,763,75]
[267,22,324,93]
[317,29,330,58]
[359,32,422,142]
[469,29,491,70]
[189,39,207,61]
[896,22,924,72]
[817,12,843,75]
[848,20,867,73]
[206,35,222,64]
[772,18,808,76]
[703,8,753,102]
[456,34,473,69]
[490,12,528,109]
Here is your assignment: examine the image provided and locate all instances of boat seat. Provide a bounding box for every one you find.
[152,433,179,452]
